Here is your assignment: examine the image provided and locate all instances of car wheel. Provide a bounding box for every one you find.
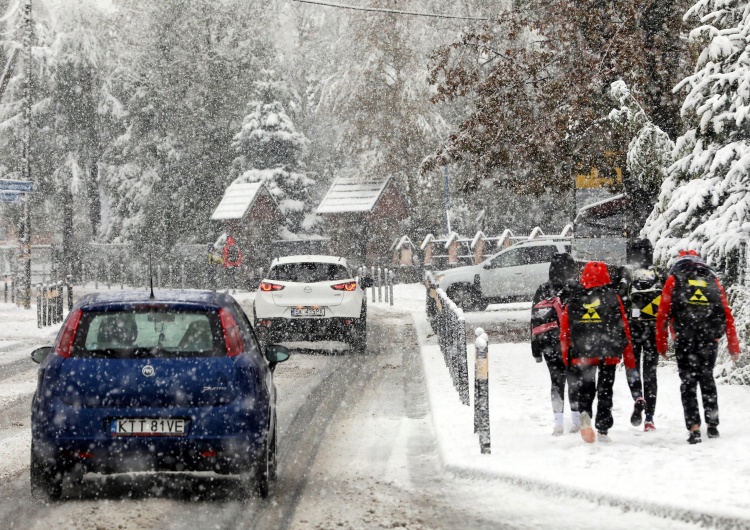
[349,311,367,354]
[269,422,278,481]
[447,284,482,312]
[30,443,62,501]
[240,436,270,499]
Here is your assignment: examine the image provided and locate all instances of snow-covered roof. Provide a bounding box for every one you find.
[211,182,270,220]
[316,175,392,214]
[391,235,416,251]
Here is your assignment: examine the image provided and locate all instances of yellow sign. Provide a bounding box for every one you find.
[640,295,661,317]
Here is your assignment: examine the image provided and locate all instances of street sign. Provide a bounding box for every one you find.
[0,179,34,193]
[0,191,22,203]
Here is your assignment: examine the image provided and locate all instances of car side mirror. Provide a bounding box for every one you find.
[31,346,53,364]
[265,344,291,372]
[361,277,374,289]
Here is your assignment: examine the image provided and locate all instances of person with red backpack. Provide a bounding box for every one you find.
[531,253,579,436]
[222,236,243,292]
[656,250,741,444]
[560,261,637,443]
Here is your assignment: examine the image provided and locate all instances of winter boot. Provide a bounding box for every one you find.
[687,429,702,445]
[580,412,596,444]
[644,421,656,432]
[552,413,564,436]
[707,425,720,439]
[570,411,581,434]
[597,431,612,443]
[630,397,646,426]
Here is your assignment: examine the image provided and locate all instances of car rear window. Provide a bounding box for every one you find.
[71,309,227,359]
[268,262,350,283]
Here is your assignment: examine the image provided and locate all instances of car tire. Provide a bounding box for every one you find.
[30,443,62,501]
[240,435,271,499]
[448,284,486,312]
[349,310,367,354]
[269,418,278,482]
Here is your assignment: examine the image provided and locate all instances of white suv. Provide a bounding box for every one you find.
[436,240,571,310]
[253,255,369,352]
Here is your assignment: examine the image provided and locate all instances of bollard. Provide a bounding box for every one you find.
[56,281,63,323]
[4,275,7,303]
[474,329,491,454]
[377,267,382,303]
[47,283,54,326]
[42,284,48,327]
[371,266,376,303]
[11,274,15,304]
[384,268,389,304]
[36,284,42,328]
[389,270,394,306]
[456,307,470,405]
[66,275,73,311]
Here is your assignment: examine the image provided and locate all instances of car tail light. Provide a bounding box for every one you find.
[259,282,284,292]
[331,281,357,291]
[54,309,82,358]
[219,308,243,357]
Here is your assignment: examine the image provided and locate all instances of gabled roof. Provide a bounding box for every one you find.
[211,181,274,221]
[316,175,393,214]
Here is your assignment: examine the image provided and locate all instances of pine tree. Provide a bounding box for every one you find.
[231,72,317,237]
[643,1,750,275]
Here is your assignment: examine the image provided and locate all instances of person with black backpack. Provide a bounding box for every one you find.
[656,250,741,444]
[560,261,636,443]
[531,253,579,436]
[620,238,663,432]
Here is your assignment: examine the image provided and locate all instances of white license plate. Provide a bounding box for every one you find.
[111,418,188,436]
[291,307,325,317]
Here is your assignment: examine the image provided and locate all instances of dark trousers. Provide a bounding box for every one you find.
[569,363,617,433]
[626,323,659,416]
[675,339,719,430]
[544,352,578,414]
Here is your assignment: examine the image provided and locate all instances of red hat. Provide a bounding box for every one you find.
[678,249,698,257]
[580,261,611,289]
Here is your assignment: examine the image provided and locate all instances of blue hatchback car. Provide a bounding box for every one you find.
[29,290,290,500]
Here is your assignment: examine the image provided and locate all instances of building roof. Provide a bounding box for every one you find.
[211,181,270,221]
[316,175,393,214]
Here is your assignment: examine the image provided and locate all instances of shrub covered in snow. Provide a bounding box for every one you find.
[715,285,750,384]
[642,2,750,276]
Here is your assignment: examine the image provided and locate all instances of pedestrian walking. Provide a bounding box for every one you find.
[530,253,580,436]
[621,238,663,432]
[222,236,243,292]
[560,261,636,443]
[656,250,741,444]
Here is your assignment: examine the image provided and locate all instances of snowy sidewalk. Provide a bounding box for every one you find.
[412,311,750,527]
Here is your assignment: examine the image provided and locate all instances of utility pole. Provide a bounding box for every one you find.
[19,0,32,309]
[443,165,452,235]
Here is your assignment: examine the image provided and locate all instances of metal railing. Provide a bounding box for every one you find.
[425,272,470,405]
[36,281,64,328]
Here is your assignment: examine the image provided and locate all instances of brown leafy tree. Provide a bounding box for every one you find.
[425,0,691,223]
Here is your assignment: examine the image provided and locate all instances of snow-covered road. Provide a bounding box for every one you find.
[0,299,719,529]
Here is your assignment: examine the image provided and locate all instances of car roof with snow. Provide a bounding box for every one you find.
[270,255,348,266]
[74,290,237,310]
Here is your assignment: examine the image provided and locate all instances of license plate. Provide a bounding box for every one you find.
[291,307,325,317]
[111,418,188,437]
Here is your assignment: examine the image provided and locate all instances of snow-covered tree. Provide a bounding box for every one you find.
[609,80,675,226]
[643,1,750,275]
[231,72,317,237]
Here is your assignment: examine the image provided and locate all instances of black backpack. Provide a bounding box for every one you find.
[227,245,240,264]
[568,286,627,360]
[670,262,726,341]
[629,267,662,322]
[531,291,564,341]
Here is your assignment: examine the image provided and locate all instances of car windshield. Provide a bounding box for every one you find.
[71,309,227,359]
[268,262,350,283]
